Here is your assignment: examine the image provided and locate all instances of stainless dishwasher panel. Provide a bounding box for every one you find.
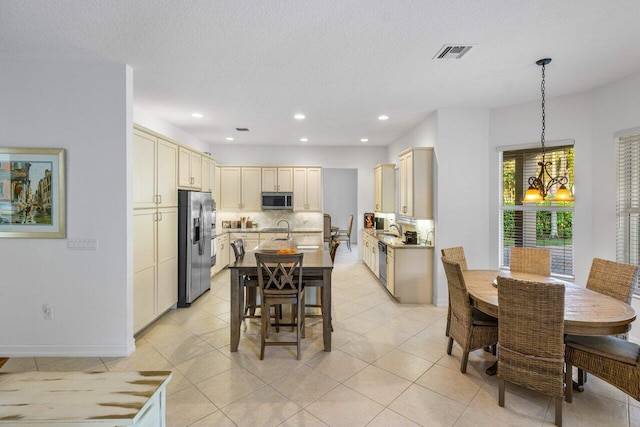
[378,241,387,285]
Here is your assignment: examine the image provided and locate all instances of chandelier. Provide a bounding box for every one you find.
[523,58,573,203]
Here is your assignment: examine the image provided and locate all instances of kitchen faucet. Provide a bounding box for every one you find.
[277,219,291,240]
[390,223,403,237]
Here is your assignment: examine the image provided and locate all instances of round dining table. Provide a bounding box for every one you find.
[464,270,637,336]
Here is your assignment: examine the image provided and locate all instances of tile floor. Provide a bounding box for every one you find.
[2,245,639,426]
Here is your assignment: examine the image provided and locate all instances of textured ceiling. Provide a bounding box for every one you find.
[2,0,640,146]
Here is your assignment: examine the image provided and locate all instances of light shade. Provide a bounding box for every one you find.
[523,186,544,203]
[552,185,573,202]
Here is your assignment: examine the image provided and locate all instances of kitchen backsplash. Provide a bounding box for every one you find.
[217,211,323,230]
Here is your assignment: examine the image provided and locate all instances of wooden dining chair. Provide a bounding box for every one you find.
[302,239,340,333]
[231,239,260,319]
[510,247,551,276]
[255,252,305,360]
[441,257,498,373]
[496,276,566,427]
[565,334,640,402]
[334,214,354,252]
[441,247,468,338]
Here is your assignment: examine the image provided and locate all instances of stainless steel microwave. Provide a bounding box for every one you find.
[261,192,293,210]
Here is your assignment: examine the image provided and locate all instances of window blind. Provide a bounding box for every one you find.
[616,133,640,292]
[500,145,574,277]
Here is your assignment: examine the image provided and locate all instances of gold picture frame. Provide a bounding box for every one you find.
[0,148,66,238]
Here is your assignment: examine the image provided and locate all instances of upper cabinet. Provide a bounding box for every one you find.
[374,163,395,213]
[293,167,322,211]
[219,166,261,211]
[262,167,293,192]
[398,147,433,219]
[201,157,216,194]
[178,147,202,189]
[133,128,178,209]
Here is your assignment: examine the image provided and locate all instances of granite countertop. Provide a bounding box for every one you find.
[364,228,434,249]
[218,227,322,234]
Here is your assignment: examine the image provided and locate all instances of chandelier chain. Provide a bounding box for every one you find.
[541,62,546,155]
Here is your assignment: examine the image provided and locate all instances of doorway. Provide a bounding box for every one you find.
[323,168,357,244]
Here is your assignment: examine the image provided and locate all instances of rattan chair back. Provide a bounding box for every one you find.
[586,258,638,304]
[496,276,565,426]
[510,247,551,276]
[441,247,468,271]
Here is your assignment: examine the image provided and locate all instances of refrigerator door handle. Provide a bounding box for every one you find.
[198,204,204,255]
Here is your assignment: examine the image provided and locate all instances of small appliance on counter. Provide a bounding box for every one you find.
[375,217,385,230]
[404,231,418,244]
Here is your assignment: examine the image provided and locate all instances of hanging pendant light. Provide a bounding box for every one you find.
[523,58,574,203]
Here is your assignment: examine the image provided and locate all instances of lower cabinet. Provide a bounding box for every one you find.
[212,233,229,276]
[133,207,178,333]
[387,247,433,304]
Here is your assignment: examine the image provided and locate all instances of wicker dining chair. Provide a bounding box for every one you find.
[255,252,305,360]
[510,247,551,276]
[441,257,498,373]
[565,335,640,402]
[496,276,566,427]
[441,247,468,338]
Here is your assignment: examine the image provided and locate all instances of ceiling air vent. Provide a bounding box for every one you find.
[235,127,250,132]
[434,45,473,60]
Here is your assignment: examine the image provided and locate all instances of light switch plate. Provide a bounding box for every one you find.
[67,239,98,251]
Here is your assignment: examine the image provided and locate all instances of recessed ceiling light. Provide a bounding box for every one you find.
[378,115,389,121]
[225,137,234,141]
[300,138,308,142]
[294,114,306,120]
[360,138,369,142]
[192,113,203,118]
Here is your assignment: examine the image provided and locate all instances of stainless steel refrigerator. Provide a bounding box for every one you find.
[178,190,213,307]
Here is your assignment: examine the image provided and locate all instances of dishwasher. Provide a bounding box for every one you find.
[378,241,387,286]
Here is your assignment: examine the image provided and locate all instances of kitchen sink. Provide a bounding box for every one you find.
[377,232,400,238]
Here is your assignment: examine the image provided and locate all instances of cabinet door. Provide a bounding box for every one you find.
[306,167,322,211]
[201,158,211,193]
[178,147,193,188]
[214,165,221,205]
[133,130,157,209]
[157,207,178,313]
[262,167,277,191]
[277,167,293,192]
[220,167,241,210]
[190,152,202,189]
[208,160,216,196]
[157,139,178,207]
[293,168,307,211]
[241,167,262,210]
[134,209,157,332]
[399,153,410,215]
[387,249,395,295]
[405,151,414,216]
[374,166,382,212]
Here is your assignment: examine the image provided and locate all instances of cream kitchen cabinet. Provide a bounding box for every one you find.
[219,166,261,211]
[214,164,221,204]
[133,207,178,333]
[262,167,293,192]
[293,167,322,211]
[201,157,216,194]
[398,147,433,219]
[374,163,395,213]
[362,232,378,277]
[178,147,202,189]
[386,246,433,303]
[133,128,178,209]
[229,232,260,260]
[212,233,229,276]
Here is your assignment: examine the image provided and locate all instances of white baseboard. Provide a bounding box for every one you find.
[0,339,136,358]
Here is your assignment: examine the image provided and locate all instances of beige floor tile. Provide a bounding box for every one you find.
[367,408,421,427]
[174,348,237,384]
[200,326,231,349]
[362,324,414,347]
[339,335,394,363]
[568,369,629,404]
[221,385,301,427]
[103,339,172,372]
[560,386,629,426]
[164,368,194,396]
[415,363,486,405]
[154,335,216,366]
[454,406,536,427]
[334,315,378,335]
[437,345,496,379]
[304,349,369,382]
[397,334,449,363]
[166,385,218,427]
[631,404,640,427]
[188,410,236,427]
[343,365,412,406]
[270,364,339,407]
[35,357,106,371]
[375,315,428,336]
[279,409,328,426]
[373,348,433,381]
[388,383,466,426]
[0,357,36,372]
[229,348,306,384]
[195,366,265,408]
[306,384,384,427]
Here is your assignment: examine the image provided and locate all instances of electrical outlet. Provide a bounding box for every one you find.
[42,303,53,320]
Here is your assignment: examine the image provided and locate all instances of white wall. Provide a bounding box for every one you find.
[210,144,387,257]
[0,62,133,356]
[489,70,640,343]
[134,106,210,154]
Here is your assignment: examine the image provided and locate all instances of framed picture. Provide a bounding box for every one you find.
[0,148,66,238]
[364,212,374,229]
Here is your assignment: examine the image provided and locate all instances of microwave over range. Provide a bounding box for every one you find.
[261,192,293,210]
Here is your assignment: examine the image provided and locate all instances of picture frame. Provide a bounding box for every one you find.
[0,148,66,238]
[364,212,374,229]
